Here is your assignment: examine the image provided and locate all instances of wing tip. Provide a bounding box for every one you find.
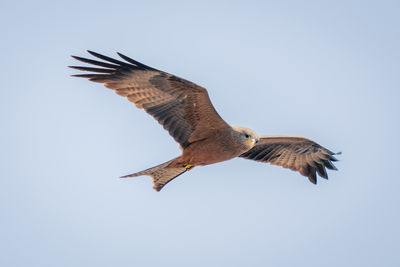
[70,74,90,78]
[70,55,87,61]
[308,178,317,184]
[87,49,97,56]
[68,65,81,70]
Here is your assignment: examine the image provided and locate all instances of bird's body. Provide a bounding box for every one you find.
[171,125,258,167]
[70,51,339,191]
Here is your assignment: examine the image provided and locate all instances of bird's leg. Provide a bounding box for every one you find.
[184,164,195,171]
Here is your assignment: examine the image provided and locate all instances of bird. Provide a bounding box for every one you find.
[70,51,340,191]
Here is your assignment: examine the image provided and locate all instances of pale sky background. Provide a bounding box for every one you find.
[1,0,399,266]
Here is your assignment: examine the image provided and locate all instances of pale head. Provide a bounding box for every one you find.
[231,126,260,151]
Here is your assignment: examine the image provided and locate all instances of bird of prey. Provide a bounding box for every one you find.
[70,51,339,191]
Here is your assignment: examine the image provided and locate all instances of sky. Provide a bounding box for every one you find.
[1,0,400,266]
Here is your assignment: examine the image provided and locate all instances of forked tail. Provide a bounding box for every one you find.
[121,158,187,191]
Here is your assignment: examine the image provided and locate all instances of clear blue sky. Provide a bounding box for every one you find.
[1,1,399,266]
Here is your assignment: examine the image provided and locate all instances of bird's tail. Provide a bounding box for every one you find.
[121,158,188,191]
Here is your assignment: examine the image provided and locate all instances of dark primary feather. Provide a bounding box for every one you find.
[69,51,229,148]
[240,136,339,184]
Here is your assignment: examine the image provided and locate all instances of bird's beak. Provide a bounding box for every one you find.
[247,138,256,147]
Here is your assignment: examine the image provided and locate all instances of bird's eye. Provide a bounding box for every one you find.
[245,134,249,138]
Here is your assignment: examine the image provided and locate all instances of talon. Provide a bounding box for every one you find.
[184,164,194,171]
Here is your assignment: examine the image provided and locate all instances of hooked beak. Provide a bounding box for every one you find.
[247,138,257,147]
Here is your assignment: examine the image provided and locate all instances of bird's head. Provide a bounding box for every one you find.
[231,126,260,150]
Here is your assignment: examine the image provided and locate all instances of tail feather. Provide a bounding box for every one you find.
[121,158,187,191]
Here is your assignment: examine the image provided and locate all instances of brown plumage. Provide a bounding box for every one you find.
[240,136,339,184]
[70,51,340,191]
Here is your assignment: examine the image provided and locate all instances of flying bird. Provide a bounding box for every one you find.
[70,51,339,191]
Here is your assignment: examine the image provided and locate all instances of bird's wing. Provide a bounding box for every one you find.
[70,51,230,148]
[240,136,339,184]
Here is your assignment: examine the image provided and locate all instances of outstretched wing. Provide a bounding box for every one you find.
[240,136,339,184]
[70,51,229,148]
